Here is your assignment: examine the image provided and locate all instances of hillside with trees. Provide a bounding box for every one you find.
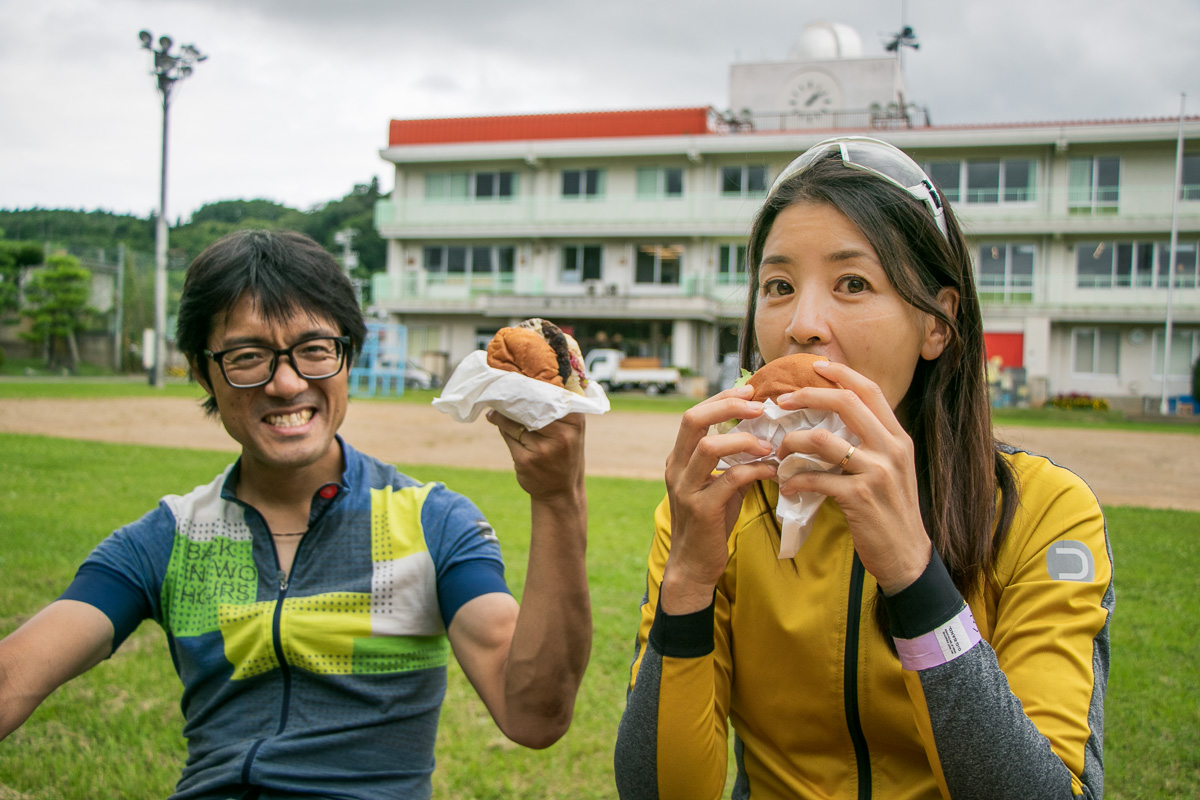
[0,177,387,275]
[0,179,388,374]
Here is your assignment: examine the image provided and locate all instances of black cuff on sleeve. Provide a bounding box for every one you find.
[881,549,966,639]
[58,562,151,652]
[648,593,716,658]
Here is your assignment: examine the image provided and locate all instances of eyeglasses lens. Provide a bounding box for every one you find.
[222,338,343,387]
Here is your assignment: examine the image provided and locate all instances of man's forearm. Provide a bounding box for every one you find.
[503,488,591,748]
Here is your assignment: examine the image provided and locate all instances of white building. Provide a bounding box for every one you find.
[373,23,1200,411]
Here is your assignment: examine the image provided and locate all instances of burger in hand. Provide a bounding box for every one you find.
[486,318,589,395]
[717,353,837,432]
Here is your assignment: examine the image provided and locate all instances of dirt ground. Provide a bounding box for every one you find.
[1,396,1197,511]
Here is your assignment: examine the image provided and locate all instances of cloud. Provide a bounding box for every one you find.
[1,0,1198,220]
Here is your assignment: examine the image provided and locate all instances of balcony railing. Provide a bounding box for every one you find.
[377,180,1200,240]
[372,271,750,316]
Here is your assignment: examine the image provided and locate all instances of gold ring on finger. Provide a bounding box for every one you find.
[838,444,856,470]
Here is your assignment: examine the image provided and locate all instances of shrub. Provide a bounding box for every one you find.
[1049,392,1110,412]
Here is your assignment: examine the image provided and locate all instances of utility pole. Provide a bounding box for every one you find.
[1160,93,1186,415]
[138,30,206,386]
[114,242,125,372]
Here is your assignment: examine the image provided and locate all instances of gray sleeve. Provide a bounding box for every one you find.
[614,639,663,800]
[919,636,1105,799]
[885,550,1110,800]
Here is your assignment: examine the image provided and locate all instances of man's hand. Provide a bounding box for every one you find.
[450,412,590,748]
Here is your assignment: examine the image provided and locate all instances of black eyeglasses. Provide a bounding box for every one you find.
[203,335,351,389]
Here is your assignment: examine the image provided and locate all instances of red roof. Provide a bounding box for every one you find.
[388,107,712,146]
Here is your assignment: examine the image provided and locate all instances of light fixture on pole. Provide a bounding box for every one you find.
[138,29,206,387]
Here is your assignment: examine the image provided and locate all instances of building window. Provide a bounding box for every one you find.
[1183,155,1200,201]
[717,244,747,284]
[425,171,515,200]
[1071,328,1120,376]
[562,168,605,198]
[636,167,684,198]
[926,159,1035,204]
[1152,328,1200,378]
[1068,156,1120,214]
[561,245,603,284]
[721,165,768,197]
[635,245,682,285]
[1158,242,1199,288]
[1077,240,1200,289]
[978,243,1034,298]
[423,245,515,276]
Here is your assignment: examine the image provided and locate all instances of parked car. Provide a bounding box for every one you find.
[403,360,439,390]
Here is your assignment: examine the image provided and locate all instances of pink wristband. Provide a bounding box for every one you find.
[893,605,981,671]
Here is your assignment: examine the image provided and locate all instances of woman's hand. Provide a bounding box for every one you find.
[773,360,932,595]
[660,385,777,614]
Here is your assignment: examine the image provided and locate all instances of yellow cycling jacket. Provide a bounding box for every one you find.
[615,446,1112,799]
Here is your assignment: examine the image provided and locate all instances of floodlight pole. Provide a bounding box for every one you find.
[139,30,205,386]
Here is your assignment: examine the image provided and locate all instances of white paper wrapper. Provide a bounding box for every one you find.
[718,400,859,559]
[431,350,610,430]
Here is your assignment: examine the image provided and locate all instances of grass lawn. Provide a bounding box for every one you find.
[1,434,1197,799]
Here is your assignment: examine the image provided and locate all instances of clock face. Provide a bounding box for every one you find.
[785,71,842,115]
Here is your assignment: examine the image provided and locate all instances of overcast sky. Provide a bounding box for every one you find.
[2,0,1198,223]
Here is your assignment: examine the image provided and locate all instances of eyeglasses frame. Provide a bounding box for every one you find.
[202,335,352,389]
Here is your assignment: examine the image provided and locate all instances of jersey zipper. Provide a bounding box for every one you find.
[845,552,871,799]
[239,522,302,786]
[271,568,294,732]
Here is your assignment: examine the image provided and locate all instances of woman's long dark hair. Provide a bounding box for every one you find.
[740,153,1018,637]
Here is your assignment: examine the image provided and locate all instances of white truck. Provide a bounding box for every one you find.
[584,348,681,395]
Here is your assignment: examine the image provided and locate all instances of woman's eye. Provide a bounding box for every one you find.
[761,278,793,297]
[839,276,869,294]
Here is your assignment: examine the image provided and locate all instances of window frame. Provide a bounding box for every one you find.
[1182,154,1200,201]
[636,166,685,199]
[1151,328,1200,379]
[1076,239,1200,289]
[424,170,516,201]
[560,244,603,284]
[561,168,606,199]
[1068,156,1120,213]
[977,242,1035,300]
[423,244,516,278]
[716,243,747,284]
[720,165,768,198]
[1070,327,1120,377]
[634,244,683,285]
[925,158,1036,205]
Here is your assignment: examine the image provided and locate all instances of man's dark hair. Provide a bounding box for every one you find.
[176,229,367,415]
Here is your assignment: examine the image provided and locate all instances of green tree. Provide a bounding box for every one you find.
[190,198,295,225]
[0,239,44,324]
[20,253,95,373]
[0,209,154,253]
[301,178,388,274]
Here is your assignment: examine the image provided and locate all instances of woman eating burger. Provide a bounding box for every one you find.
[614,137,1112,800]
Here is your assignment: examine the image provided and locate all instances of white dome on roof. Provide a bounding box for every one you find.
[789,21,864,60]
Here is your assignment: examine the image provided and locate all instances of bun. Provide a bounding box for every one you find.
[747,354,836,401]
[486,327,563,386]
[486,318,590,394]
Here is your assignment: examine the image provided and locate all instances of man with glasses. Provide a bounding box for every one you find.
[0,230,592,800]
